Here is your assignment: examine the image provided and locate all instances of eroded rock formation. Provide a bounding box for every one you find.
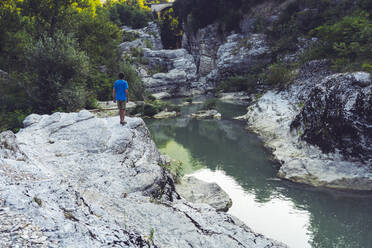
[0,110,287,247]
[240,60,372,190]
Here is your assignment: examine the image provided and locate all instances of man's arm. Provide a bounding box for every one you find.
[112,88,116,103]
[125,89,129,102]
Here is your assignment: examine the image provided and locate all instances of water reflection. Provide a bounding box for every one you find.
[145,100,372,248]
[191,169,311,248]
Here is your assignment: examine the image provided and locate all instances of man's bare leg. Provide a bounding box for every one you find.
[123,109,126,123]
[119,109,124,123]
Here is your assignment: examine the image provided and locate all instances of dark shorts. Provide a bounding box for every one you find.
[117,101,127,110]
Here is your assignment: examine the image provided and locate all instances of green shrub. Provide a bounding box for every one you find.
[144,39,152,49]
[130,46,144,57]
[262,63,295,88]
[130,103,144,116]
[0,109,31,132]
[131,99,181,117]
[143,103,159,117]
[159,160,184,184]
[107,2,152,29]
[218,75,258,92]
[123,31,140,42]
[150,64,168,75]
[20,31,90,113]
[310,12,372,72]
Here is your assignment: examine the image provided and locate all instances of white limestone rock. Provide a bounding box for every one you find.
[191,109,222,120]
[219,92,253,105]
[151,92,171,100]
[0,110,287,248]
[153,111,177,119]
[242,60,372,191]
[176,176,232,212]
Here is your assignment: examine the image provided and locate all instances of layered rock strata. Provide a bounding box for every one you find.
[141,48,198,96]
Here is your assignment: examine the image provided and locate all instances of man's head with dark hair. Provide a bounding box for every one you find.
[118,72,124,79]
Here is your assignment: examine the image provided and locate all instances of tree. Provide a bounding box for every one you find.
[18,0,99,36]
[21,31,90,113]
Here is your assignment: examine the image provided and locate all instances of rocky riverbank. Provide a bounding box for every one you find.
[238,60,372,191]
[0,110,287,247]
[118,15,372,192]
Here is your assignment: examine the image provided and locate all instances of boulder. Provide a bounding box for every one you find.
[0,110,287,247]
[291,72,372,163]
[191,109,222,120]
[219,92,253,105]
[153,111,177,119]
[151,92,171,100]
[176,176,232,212]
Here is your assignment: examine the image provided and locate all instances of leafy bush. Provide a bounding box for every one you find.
[143,103,159,116]
[20,31,90,113]
[150,64,168,75]
[107,1,152,29]
[159,159,184,184]
[262,63,295,88]
[69,8,122,66]
[0,109,31,132]
[310,12,372,72]
[217,75,258,92]
[130,47,144,57]
[123,30,140,42]
[158,8,183,49]
[130,99,181,117]
[144,39,153,49]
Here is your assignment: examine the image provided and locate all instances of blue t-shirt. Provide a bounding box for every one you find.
[114,80,129,101]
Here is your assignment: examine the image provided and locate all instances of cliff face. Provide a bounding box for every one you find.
[183,26,272,88]
[179,1,372,191]
[0,111,286,247]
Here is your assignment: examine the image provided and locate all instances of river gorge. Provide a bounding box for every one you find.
[146,98,372,248]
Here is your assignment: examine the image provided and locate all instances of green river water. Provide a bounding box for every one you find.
[144,98,372,248]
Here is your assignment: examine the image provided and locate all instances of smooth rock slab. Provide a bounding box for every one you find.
[176,176,232,212]
[0,110,287,248]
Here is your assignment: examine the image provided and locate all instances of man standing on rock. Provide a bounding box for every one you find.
[113,72,129,125]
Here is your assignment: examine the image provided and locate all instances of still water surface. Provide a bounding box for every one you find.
[145,99,372,248]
